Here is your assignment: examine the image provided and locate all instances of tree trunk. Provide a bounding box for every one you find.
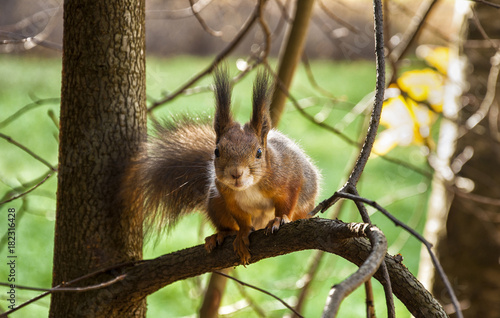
[429,3,500,317]
[50,0,146,317]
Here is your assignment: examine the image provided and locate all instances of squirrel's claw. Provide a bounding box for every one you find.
[204,231,236,252]
[265,215,291,235]
[204,234,219,252]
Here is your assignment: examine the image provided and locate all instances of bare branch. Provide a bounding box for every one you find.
[0,97,60,130]
[0,260,138,317]
[328,0,386,190]
[472,0,500,9]
[365,280,376,318]
[388,0,438,64]
[389,1,450,44]
[0,275,125,294]
[0,6,62,52]
[0,172,54,205]
[318,0,361,34]
[189,0,222,37]
[452,186,500,206]
[214,271,303,318]
[0,133,57,172]
[301,53,340,100]
[148,1,261,112]
[461,10,500,134]
[146,0,215,20]
[350,186,396,318]
[257,0,271,62]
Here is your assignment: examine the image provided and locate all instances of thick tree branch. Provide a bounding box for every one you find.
[6,219,447,317]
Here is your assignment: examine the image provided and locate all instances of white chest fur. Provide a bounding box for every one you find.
[234,185,275,229]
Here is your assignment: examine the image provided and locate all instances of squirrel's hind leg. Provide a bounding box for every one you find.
[233,227,253,265]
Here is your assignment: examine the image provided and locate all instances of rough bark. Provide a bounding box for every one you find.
[431,3,500,317]
[50,0,146,317]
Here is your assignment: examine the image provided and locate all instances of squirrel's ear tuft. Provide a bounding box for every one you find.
[251,70,272,143]
[213,65,233,142]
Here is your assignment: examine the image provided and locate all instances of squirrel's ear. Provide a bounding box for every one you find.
[251,70,272,144]
[213,65,233,142]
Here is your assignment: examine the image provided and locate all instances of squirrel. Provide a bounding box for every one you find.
[123,67,320,265]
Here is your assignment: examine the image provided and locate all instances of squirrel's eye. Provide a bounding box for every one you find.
[214,147,220,158]
[256,148,262,159]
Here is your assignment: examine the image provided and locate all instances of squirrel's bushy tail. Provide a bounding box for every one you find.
[124,116,215,234]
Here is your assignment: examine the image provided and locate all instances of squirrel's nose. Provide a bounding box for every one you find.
[230,168,244,180]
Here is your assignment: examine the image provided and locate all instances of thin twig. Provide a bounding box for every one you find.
[0,260,144,318]
[0,133,57,172]
[472,0,500,9]
[389,1,450,44]
[388,0,438,64]
[0,275,125,293]
[257,0,271,62]
[452,186,500,206]
[264,61,359,146]
[462,9,500,134]
[146,0,215,20]
[272,0,293,24]
[148,2,261,112]
[471,7,499,50]
[365,280,376,318]
[189,0,222,37]
[1,260,141,317]
[318,0,361,34]
[0,97,60,129]
[0,6,62,52]
[214,271,304,318]
[0,173,54,205]
[344,0,386,188]
[350,187,396,318]
[231,272,267,317]
[301,53,340,100]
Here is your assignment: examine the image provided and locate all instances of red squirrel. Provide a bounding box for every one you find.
[124,67,319,264]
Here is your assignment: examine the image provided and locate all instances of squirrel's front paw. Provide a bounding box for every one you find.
[233,231,251,265]
[204,231,236,252]
[265,215,291,234]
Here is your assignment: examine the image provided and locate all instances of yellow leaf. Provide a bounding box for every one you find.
[374,96,415,154]
[397,69,444,110]
[417,45,449,75]
[375,95,437,154]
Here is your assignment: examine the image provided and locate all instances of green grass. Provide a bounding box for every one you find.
[0,55,432,317]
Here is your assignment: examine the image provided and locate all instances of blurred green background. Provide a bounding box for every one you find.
[0,55,431,317]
